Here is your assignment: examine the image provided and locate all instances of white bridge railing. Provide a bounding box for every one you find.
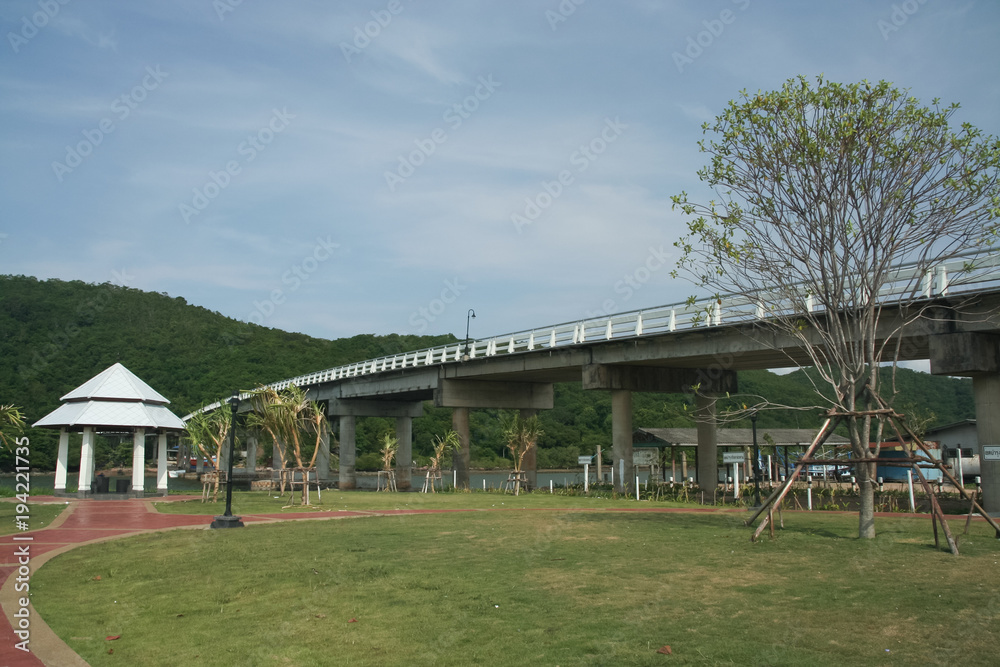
[186,252,1000,419]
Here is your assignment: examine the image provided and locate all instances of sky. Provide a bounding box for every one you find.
[2,0,999,347]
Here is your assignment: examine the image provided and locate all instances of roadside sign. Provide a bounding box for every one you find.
[983,446,1000,461]
[633,448,658,466]
[578,456,592,465]
[722,452,746,464]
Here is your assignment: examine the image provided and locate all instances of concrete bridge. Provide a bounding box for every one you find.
[191,253,1000,512]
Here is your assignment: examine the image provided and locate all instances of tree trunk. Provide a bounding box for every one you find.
[857,460,876,539]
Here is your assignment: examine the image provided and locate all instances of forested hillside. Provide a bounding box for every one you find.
[0,275,976,470]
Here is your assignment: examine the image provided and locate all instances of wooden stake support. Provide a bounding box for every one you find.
[745,391,1000,555]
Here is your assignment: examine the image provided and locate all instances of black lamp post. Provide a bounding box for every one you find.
[751,410,762,508]
[463,308,476,359]
[211,391,244,529]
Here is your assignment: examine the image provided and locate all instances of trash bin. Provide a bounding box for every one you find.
[94,475,110,493]
[115,479,130,493]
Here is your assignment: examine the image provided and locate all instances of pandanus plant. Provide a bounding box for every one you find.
[185,405,233,502]
[248,384,328,505]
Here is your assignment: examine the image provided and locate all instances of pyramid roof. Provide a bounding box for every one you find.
[61,362,170,404]
[34,400,185,430]
[34,363,184,430]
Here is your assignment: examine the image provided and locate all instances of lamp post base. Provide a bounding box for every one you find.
[210,514,244,529]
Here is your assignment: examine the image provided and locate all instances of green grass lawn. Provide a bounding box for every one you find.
[0,499,69,535]
[30,500,1000,666]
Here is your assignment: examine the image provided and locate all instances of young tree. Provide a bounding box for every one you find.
[671,76,1000,539]
[499,412,543,496]
[379,433,399,491]
[247,384,328,504]
[426,430,460,492]
[185,406,233,502]
[0,405,26,450]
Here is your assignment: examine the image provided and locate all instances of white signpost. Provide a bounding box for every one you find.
[579,456,591,494]
[723,453,745,499]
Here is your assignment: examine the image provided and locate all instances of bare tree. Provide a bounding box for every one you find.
[671,76,1000,538]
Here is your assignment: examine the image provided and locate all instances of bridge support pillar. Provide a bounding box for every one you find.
[974,375,1000,515]
[453,407,471,490]
[520,408,538,490]
[216,427,228,476]
[696,393,718,503]
[396,416,413,491]
[339,416,357,490]
[611,390,633,494]
[246,436,257,473]
[930,332,1000,515]
[316,424,331,482]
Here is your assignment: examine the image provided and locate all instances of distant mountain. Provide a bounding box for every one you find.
[0,274,975,470]
[0,275,455,466]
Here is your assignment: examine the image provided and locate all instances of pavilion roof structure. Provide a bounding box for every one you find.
[633,427,849,448]
[33,362,185,431]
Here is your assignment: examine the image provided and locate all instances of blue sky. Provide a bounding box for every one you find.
[2,0,999,345]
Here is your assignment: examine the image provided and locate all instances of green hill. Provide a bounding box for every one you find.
[0,275,976,471]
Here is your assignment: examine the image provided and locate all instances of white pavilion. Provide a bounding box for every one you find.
[33,363,186,497]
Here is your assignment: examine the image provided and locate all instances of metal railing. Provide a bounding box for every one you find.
[185,251,1000,420]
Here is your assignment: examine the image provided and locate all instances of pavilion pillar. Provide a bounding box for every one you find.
[196,445,205,473]
[339,416,357,490]
[396,416,413,491]
[452,407,471,489]
[78,426,95,495]
[157,432,169,494]
[55,428,69,492]
[132,427,146,494]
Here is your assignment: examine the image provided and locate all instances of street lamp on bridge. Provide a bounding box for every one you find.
[463,308,476,360]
